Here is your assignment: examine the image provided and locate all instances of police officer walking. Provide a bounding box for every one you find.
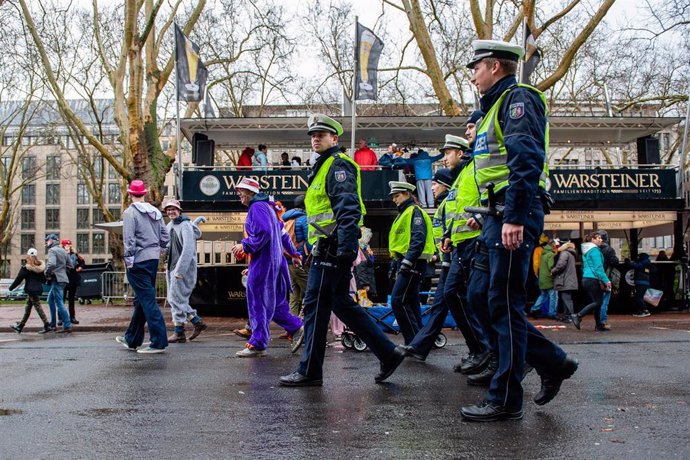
[460,40,577,422]
[387,181,435,345]
[279,114,406,387]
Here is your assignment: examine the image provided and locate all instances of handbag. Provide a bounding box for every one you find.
[643,288,663,307]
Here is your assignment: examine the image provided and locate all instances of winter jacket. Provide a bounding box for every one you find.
[395,149,444,180]
[353,147,378,171]
[67,251,85,287]
[282,208,312,259]
[355,245,377,297]
[9,261,46,295]
[122,202,170,268]
[629,253,653,287]
[551,243,578,291]
[538,244,556,289]
[252,151,268,171]
[581,242,609,283]
[237,152,253,168]
[599,242,619,270]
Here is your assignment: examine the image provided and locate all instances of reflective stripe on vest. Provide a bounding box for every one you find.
[474,83,550,202]
[389,205,435,261]
[432,199,447,253]
[304,153,366,245]
[445,160,481,244]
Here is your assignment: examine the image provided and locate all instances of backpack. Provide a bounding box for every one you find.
[284,218,308,255]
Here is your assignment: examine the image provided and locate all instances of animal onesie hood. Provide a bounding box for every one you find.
[241,194,301,349]
[165,215,203,325]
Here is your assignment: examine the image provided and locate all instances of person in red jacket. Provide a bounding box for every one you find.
[237,147,254,169]
[353,139,378,171]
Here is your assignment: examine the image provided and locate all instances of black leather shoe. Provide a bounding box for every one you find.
[467,354,498,386]
[401,345,426,361]
[459,351,491,375]
[461,402,523,422]
[571,314,581,330]
[533,356,579,406]
[375,346,406,383]
[71,318,80,325]
[279,371,323,387]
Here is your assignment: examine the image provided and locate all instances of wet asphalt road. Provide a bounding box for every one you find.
[1,323,689,459]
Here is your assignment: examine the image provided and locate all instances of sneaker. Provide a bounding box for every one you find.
[233,328,252,339]
[115,336,136,351]
[633,311,651,318]
[38,325,54,334]
[136,346,166,354]
[289,326,305,354]
[236,343,267,357]
[10,323,23,334]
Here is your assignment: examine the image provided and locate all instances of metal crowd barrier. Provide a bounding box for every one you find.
[102,271,167,306]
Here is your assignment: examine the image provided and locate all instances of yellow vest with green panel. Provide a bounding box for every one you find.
[473,83,549,203]
[389,204,435,261]
[304,154,366,245]
[445,161,481,245]
[432,198,449,253]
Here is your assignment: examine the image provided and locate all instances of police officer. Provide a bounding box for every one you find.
[460,40,578,422]
[439,134,491,375]
[402,167,457,360]
[279,114,406,387]
[387,181,435,345]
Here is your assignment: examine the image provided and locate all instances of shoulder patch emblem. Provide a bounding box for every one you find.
[413,216,423,226]
[334,170,347,182]
[509,102,525,119]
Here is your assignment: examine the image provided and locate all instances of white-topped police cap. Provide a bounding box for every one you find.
[440,134,469,152]
[388,181,416,195]
[307,113,344,136]
[466,40,524,69]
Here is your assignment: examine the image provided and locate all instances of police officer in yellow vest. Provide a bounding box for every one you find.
[280,114,406,387]
[459,40,578,422]
[402,166,460,360]
[387,181,435,345]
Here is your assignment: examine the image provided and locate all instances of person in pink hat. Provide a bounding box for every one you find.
[230,177,304,357]
[115,179,170,354]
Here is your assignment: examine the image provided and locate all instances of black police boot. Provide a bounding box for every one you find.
[375,346,406,383]
[533,356,579,405]
[401,345,426,361]
[458,350,491,375]
[467,353,498,386]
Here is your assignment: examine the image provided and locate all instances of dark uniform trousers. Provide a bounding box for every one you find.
[482,199,566,410]
[408,260,449,357]
[390,259,426,344]
[443,239,490,355]
[297,255,397,379]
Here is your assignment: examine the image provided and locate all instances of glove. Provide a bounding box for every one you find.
[398,259,413,275]
[336,252,357,268]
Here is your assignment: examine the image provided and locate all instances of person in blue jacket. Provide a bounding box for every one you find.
[629,252,653,317]
[394,149,444,208]
[282,195,312,316]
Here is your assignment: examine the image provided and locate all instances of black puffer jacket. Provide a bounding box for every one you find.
[9,261,46,295]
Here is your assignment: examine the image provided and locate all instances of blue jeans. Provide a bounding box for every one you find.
[48,281,70,329]
[600,290,611,323]
[532,289,558,317]
[124,259,168,349]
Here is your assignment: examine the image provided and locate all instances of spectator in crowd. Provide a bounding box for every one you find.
[280,152,291,168]
[253,144,269,171]
[530,238,558,319]
[62,239,85,325]
[353,138,378,171]
[116,179,170,353]
[629,252,654,317]
[8,248,52,334]
[654,250,675,309]
[163,199,208,343]
[45,233,73,334]
[291,156,302,167]
[572,233,610,331]
[597,230,619,329]
[230,177,304,357]
[551,241,578,323]
[282,195,311,317]
[394,149,444,208]
[378,143,403,169]
[355,226,377,299]
[237,147,254,169]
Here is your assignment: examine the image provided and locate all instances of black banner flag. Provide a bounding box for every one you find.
[175,24,208,102]
[355,23,384,101]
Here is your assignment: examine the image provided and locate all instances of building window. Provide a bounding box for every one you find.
[21,234,35,254]
[92,258,106,264]
[21,184,35,205]
[46,208,60,229]
[46,155,61,180]
[46,184,60,205]
[21,156,37,179]
[108,183,121,203]
[92,232,106,254]
[76,233,89,254]
[77,209,90,229]
[21,209,35,230]
[109,208,121,221]
[93,208,104,225]
[77,184,90,204]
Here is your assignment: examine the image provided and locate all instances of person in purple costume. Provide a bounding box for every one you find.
[231,177,304,357]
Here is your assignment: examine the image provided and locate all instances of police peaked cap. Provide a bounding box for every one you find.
[440,134,469,152]
[466,40,524,69]
[307,113,344,136]
[388,181,416,195]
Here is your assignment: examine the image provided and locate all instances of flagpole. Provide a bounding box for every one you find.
[519,17,527,84]
[351,16,358,155]
[175,28,183,200]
